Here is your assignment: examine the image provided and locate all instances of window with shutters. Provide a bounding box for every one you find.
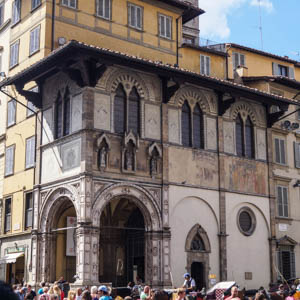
[181,101,204,148]
[272,62,295,79]
[274,137,286,164]
[200,55,210,76]
[0,3,4,26]
[55,88,71,139]
[237,207,256,236]
[25,136,35,169]
[27,87,38,117]
[7,100,16,127]
[277,246,295,280]
[96,0,111,20]
[12,0,21,25]
[5,145,15,176]
[232,52,246,70]
[4,197,12,233]
[277,185,288,218]
[62,0,77,9]
[9,40,20,69]
[32,0,41,10]
[159,14,172,39]
[29,25,40,55]
[294,142,300,168]
[128,3,142,30]
[25,192,33,229]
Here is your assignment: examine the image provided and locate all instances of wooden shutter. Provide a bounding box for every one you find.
[181,101,191,147]
[245,117,254,158]
[7,100,16,126]
[240,53,245,66]
[277,186,283,217]
[288,67,295,79]
[282,187,288,217]
[193,104,203,149]
[275,138,280,163]
[233,52,239,70]
[200,55,205,75]
[104,0,110,19]
[166,17,171,38]
[236,115,243,156]
[128,87,140,135]
[136,6,142,29]
[205,56,210,76]
[280,139,286,164]
[70,0,76,8]
[294,142,300,168]
[272,62,279,75]
[5,146,14,175]
[114,84,126,134]
[159,15,165,37]
[26,138,32,168]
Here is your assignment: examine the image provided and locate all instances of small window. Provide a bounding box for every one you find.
[10,40,20,68]
[29,25,40,55]
[32,0,41,10]
[25,136,35,169]
[4,197,12,233]
[12,0,21,25]
[96,0,111,20]
[27,87,38,117]
[237,208,256,236]
[25,192,33,229]
[232,52,246,70]
[278,65,288,77]
[277,186,288,218]
[62,0,76,9]
[7,100,16,127]
[200,55,210,76]
[274,138,286,164]
[5,145,15,176]
[0,2,4,26]
[159,14,172,39]
[272,63,295,79]
[128,3,142,30]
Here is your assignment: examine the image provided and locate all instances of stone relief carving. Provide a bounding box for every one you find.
[144,103,161,140]
[61,139,81,171]
[206,117,217,150]
[256,128,267,160]
[223,121,235,154]
[94,93,111,130]
[168,109,180,144]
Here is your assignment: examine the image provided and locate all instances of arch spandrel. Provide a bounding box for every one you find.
[92,183,162,231]
[39,185,80,233]
[230,101,259,125]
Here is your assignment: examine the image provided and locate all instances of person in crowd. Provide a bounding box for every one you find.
[91,286,99,300]
[98,285,112,300]
[68,290,77,300]
[182,273,196,292]
[82,291,93,300]
[24,284,37,300]
[53,284,63,300]
[285,290,296,300]
[176,288,186,300]
[0,280,19,300]
[227,286,241,300]
[38,282,46,295]
[76,287,83,300]
[40,288,50,300]
[140,286,152,300]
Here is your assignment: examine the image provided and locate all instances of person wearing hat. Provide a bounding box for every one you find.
[98,285,112,300]
[182,273,196,292]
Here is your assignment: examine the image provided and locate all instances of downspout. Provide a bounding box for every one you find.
[176,15,182,66]
[51,0,55,51]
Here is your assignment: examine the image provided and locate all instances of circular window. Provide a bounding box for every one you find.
[237,208,256,236]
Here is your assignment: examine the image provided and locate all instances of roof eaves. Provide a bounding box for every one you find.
[181,43,228,57]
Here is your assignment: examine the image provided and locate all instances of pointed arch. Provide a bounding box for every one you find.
[114,84,126,134]
[182,101,192,147]
[185,224,211,253]
[128,86,140,135]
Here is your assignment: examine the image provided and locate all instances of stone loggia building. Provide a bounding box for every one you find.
[2,41,297,289]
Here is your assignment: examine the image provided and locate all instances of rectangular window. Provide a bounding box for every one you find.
[232,52,245,70]
[32,0,41,10]
[159,14,172,39]
[128,3,142,30]
[96,0,111,20]
[294,142,300,168]
[200,55,210,76]
[62,0,77,9]
[4,197,12,233]
[9,40,20,68]
[29,25,40,55]
[274,138,286,164]
[25,136,35,169]
[12,0,21,25]
[25,192,33,229]
[272,63,295,79]
[0,2,4,26]
[7,100,16,127]
[5,145,15,176]
[277,186,288,218]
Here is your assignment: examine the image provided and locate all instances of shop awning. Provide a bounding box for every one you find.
[0,252,24,264]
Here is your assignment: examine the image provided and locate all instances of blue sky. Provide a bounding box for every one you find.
[198,0,300,61]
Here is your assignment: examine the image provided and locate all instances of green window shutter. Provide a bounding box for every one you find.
[272,62,279,75]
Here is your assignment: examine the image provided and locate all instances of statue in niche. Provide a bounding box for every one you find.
[190,233,205,251]
[125,140,135,171]
[98,139,109,170]
[150,147,159,175]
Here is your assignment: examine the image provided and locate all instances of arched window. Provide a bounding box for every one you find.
[193,104,204,149]
[128,87,140,135]
[114,84,126,134]
[182,101,192,147]
[56,92,63,139]
[236,114,244,156]
[245,117,254,158]
[63,88,71,136]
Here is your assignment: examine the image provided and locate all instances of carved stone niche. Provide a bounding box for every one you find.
[148,142,162,177]
[96,133,111,171]
[122,131,139,173]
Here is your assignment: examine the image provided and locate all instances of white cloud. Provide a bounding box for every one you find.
[198,0,274,40]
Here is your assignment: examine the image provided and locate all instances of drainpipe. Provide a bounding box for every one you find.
[51,0,56,51]
[176,15,182,66]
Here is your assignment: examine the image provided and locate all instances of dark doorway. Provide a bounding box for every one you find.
[191,262,205,291]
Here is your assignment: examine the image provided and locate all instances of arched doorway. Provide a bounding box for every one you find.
[99,197,146,286]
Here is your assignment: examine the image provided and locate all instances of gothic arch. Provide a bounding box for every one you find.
[92,183,162,231]
[39,185,80,232]
[185,224,211,253]
[105,69,150,100]
[172,86,212,113]
[231,101,257,125]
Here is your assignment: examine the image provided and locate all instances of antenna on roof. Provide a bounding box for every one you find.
[258,0,264,50]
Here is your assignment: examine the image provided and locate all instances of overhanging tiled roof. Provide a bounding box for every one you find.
[242,76,300,90]
[0,40,298,106]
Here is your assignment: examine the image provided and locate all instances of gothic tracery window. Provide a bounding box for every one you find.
[182,101,192,147]
[114,84,126,134]
[55,88,71,139]
[128,87,140,135]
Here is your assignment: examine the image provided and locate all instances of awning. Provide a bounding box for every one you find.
[0,252,24,264]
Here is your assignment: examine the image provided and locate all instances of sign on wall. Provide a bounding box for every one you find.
[66,217,77,256]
